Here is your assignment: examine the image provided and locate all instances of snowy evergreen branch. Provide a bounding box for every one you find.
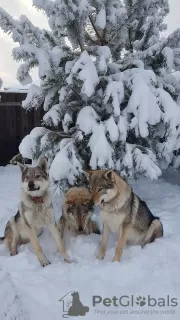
[88,15,104,45]
[1,0,180,188]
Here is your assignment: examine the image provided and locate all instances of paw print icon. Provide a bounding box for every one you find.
[136,296,146,307]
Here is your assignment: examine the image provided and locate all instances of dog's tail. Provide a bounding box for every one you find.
[0,236,5,244]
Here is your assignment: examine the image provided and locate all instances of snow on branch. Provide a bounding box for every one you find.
[88,123,114,169]
[22,84,44,110]
[95,46,111,74]
[76,106,100,135]
[50,140,82,184]
[43,104,61,126]
[67,51,99,97]
[104,116,119,142]
[162,47,174,73]
[104,79,124,117]
[0,7,23,43]
[96,5,106,30]
[123,144,161,179]
[133,147,162,179]
[19,127,48,159]
[17,59,37,85]
[12,45,37,62]
[19,15,46,48]
[127,70,161,138]
[33,0,53,16]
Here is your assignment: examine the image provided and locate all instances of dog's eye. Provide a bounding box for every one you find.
[26,176,29,180]
[98,187,104,192]
[35,175,41,179]
[68,205,74,211]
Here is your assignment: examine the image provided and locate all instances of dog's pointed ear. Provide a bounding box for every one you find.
[83,170,93,180]
[103,169,114,181]
[17,162,27,174]
[38,157,48,173]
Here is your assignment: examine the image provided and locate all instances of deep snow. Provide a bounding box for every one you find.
[0,165,180,319]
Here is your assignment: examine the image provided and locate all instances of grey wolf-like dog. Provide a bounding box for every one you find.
[85,169,163,262]
[0,158,71,266]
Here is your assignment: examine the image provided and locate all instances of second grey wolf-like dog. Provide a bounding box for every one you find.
[59,187,100,244]
[0,158,72,266]
[85,169,163,262]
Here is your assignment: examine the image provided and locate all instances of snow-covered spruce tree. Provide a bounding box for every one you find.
[1,0,180,190]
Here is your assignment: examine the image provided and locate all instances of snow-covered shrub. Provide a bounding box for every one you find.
[1,0,180,189]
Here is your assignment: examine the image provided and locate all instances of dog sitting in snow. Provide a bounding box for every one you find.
[85,169,163,262]
[0,158,72,266]
[59,187,100,245]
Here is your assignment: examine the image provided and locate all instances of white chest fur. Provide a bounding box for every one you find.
[24,206,46,227]
[101,209,126,233]
[21,195,53,228]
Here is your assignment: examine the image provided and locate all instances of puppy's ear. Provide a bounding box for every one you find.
[103,169,114,181]
[38,157,48,173]
[83,170,93,180]
[17,162,27,174]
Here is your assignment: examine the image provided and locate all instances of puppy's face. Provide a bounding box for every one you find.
[66,200,94,232]
[85,169,117,206]
[18,158,50,196]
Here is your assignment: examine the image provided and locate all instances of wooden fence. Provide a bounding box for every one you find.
[0,91,44,165]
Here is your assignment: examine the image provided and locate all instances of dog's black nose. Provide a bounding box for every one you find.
[88,199,94,209]
[78,226,83,232]
[101,199,104,204]
[28,181,35,190]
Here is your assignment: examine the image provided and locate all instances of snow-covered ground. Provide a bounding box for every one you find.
[0,165,180,320]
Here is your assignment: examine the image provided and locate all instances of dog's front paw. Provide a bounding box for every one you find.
[64,258,72,263]
[40,257,51,267]
[96,251,105,260]
[64,257,74,263]
[10,250,18,256]
[63,252,77,263]
[112,256,120,262]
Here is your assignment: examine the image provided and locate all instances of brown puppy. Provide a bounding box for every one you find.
[59,187,100,237]
[59,187,100,245]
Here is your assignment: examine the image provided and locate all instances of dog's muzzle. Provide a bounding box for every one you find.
[92,200,102,206]
[28,181,40,191]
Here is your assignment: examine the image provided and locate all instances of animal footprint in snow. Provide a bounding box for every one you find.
[136,296,146,307]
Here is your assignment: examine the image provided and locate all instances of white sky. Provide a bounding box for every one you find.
[0,0,179,88]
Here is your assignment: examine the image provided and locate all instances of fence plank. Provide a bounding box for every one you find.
[0,92,44,165]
